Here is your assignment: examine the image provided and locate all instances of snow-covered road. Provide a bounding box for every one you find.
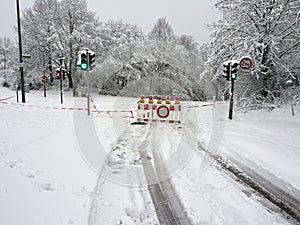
[0,87,299,225]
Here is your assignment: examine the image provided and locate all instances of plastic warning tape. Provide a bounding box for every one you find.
[0,95,14,102]
[0,101,89,111]
[90,97,134,118]
[0,96,134,118]
[185,101,228,109]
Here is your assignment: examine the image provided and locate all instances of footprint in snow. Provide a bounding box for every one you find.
[39,183,55,192]
[21,172,35,178]
[5,158,26,168]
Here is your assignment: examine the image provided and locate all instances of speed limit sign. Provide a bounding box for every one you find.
[239,57,253,70]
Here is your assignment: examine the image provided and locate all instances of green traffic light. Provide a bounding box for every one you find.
[231,73,237,80]
[81,63,88,71]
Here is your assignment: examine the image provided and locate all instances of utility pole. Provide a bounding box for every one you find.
[16,0,25,103]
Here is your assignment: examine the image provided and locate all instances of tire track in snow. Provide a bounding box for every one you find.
[87,127,159,225]
[198,142,300,223]
[138,123,193,225]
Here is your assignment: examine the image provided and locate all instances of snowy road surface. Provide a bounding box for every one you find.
[0,87,299,225]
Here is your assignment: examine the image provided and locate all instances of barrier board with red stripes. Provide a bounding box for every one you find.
[136,95,182,124]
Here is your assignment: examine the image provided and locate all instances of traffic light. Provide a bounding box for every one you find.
[61,68,66,80]
[41,76,48,82]
[89,51,95,68]
[231,61,239,80]
[80,51,89,71]
[77,49,96,71]
[223,61,230,81]
[55,68,61,79]
[231,73,237,80]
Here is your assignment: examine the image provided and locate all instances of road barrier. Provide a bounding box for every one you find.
[1,94,226,120]
[136,95,182,124]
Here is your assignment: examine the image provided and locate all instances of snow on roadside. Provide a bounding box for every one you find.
[0,89,98,225]
[1,87,299,225]
[222,107,300,197]
[0,88,158,225]
[156,103,298,224]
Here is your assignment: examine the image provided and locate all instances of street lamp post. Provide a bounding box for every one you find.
[16,0,25,103]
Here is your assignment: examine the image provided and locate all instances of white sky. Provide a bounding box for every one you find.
[0,0,221,45]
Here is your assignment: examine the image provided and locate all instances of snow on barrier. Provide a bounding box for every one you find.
[136,95,182,124]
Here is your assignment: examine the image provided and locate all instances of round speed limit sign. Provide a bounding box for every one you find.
[239,57,253,70]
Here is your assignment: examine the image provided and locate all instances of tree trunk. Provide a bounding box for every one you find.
[261,43,271,98]
[212,80,219,101]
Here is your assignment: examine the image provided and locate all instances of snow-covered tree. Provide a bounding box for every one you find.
[148,18,176,42]
[22,0,58,84]
[178,34,199,54]
[99,20,145,58]
[55,0,100,89]
[0,37,17,87]
[206,0,300,103]
[21,0,100,91]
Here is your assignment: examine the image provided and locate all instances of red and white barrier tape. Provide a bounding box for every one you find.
[90,97,134,118]
[0,101,89,111]
[0,95,14,102]
[1,95,227,120]
[0,96,134,118]
[185,101,228,109]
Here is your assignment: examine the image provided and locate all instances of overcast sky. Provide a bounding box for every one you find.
[0,0,221,45]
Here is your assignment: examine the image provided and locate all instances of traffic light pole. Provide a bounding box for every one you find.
[59,58,64,104]
[43,73,47,98]
[229,78,235,120]
[43,54,46,98]
[86,70,90,116]
[77,48,96,116]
